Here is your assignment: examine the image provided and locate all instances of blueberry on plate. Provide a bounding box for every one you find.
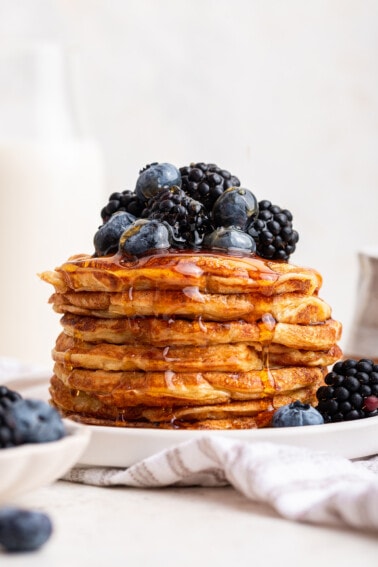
[94,211,136,256]
[0,507,53,552]
[272,401,324,427]
[4,399,66,444]
[212,187,258,230]
[203,226,256,253]
[119,219,171,257]
[135,163,181,201]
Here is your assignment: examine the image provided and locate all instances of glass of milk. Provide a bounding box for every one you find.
[0,42,105,368]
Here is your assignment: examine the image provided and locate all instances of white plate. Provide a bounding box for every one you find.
[0,420,91,503]
[3,373,378,467]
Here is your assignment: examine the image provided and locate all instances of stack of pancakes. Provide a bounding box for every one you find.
[40,250,342,429]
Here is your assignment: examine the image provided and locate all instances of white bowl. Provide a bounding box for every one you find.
[0,420,91,503]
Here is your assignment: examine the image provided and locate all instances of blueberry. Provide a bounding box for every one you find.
[212,187,259,230]
[4,399,66,444]
[119,219,171,257]
[94,211,136,256]
[135,163,181,201]
[272,401,324,427]
[203,226,256,253]
[0,507,52,552]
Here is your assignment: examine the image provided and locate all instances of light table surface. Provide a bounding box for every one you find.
[2,480,377,566]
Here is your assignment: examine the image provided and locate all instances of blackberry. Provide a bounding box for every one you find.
[316,358,378,423]
[179,162,241,211]
[0,385,22,410]
[247,200,299,260]
[141,186,212,247]
[139,162,158,173]
[101,190,145,223]
[0,386,23,448]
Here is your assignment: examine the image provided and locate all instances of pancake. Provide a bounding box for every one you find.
[40,247,342,430]
[49,373,321,428]
[59,313,342,349]
[53,363,326,405]
[50,289,332,324]
[53,332,341,373]
[39,251,322,295]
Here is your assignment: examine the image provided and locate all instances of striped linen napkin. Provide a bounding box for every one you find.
[62,435,378,533]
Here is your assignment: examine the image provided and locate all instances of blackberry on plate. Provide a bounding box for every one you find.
[247,200,299,261]
[272,401,324,427]
[180,162,241,211]
[316,358,378,423]
[141,186,212,247]
[119,219,171,257]
[0,507,53,552]
[101,190,145,223]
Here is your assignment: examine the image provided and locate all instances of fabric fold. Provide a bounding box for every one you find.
[61,436,378,532]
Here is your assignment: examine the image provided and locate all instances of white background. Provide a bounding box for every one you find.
[0,0,377,366]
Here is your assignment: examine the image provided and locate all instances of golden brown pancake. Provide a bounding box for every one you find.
[39,251,322,295]
[40,249,342,430]
[53,332,341,373]
[49,289,331,324]
[53,362,326,405]
[59,313,341,349]
[49,373,322,428]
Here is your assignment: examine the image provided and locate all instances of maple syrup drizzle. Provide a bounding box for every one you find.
[257,313,277,395]
[60,249,288,428]
[65,248,280,287]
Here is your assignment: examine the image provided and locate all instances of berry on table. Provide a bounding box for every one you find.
[0,507,52,552]
[248,200,299,260]
[272,401,324,427]
[179,162,240,211]
[211,187,259,230]
[119,219,171,257]
[135,163,181,201]
[316,359,378,422]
